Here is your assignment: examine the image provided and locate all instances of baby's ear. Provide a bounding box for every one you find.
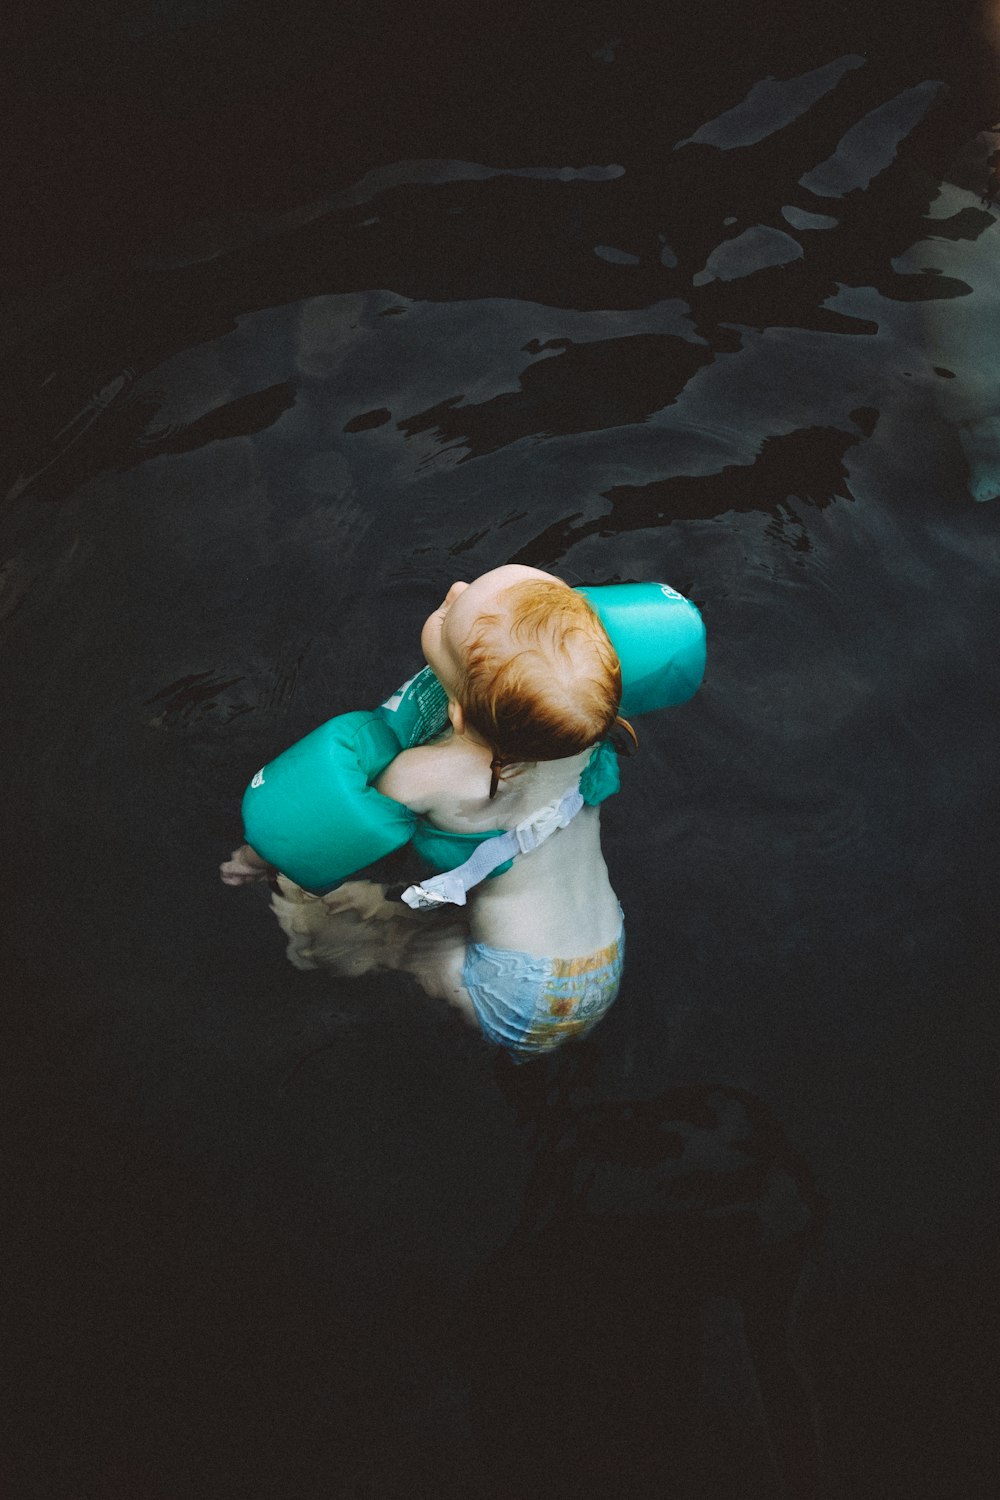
[448,699,466,735]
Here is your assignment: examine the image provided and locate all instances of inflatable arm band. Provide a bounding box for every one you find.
[576,581,705,718]
[241,581,705,893]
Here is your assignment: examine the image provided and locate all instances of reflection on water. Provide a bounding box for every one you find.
[677,54,866,150]
[2,15,1000,1497]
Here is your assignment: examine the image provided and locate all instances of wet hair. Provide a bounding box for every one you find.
[456,579,623,797]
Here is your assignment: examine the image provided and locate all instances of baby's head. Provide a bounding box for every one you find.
[422,565,621,790]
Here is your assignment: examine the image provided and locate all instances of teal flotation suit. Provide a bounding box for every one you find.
[241,581,705,893]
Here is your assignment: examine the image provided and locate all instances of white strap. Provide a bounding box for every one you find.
[400,786,585,910]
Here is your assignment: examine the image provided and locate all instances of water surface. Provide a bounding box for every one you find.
[2,6,999,1496]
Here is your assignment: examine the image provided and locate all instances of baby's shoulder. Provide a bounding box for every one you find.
[375,739,470,814]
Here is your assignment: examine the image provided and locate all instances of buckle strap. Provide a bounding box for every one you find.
[514,788,584,853]
[400,785,584,911]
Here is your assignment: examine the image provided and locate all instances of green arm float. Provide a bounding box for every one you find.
[576,581,706,717]
[241,670,449,894]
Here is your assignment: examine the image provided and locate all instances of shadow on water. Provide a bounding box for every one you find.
[3,1,1000,1496]
[459,1051,826,1499]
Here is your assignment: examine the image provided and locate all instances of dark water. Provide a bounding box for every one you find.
[3,3,1000,1495]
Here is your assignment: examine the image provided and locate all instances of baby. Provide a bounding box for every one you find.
[378,563,625,1055]
[224,564,627,1058]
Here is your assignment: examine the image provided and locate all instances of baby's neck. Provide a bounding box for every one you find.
[448,732,591,798]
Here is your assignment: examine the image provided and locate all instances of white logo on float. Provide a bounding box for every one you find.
[659,583,683,600]
[382,674,416,713]
[251,769,265,788]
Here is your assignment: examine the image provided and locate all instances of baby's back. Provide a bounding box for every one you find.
[468,802,621,956]
[378,735,622,959]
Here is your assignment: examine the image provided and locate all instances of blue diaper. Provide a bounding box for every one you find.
[462,913,625,1059]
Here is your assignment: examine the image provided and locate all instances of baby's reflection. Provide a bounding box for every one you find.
[270,875,471,1002]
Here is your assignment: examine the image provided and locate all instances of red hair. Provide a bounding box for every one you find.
[456,580,622,794]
